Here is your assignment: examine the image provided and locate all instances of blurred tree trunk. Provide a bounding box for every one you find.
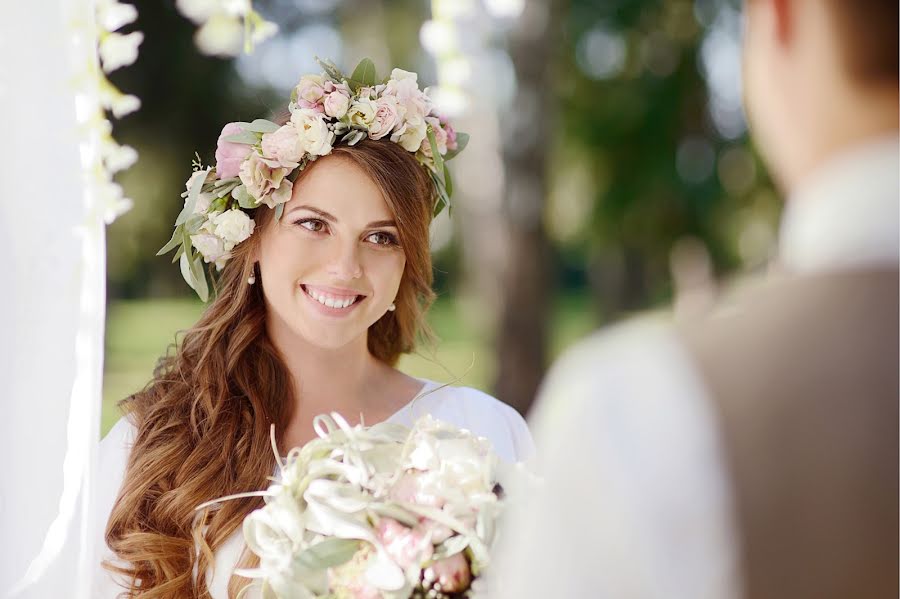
[492,0,563,416]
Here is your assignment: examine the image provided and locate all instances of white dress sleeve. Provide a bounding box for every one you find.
[89,417,137,598]
[489,321,743,599]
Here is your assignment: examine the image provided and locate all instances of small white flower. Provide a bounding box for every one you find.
[175,0,220,24]
[96,0,138,31]
[194,14,242,57]
[211,209,255,246]
[101,141,138,173]
[109,93,141,118]
[251,18,278,44]
[97,180,133,224]
[99,31,144,73]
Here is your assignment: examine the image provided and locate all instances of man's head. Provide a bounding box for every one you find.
[742,0,898,191]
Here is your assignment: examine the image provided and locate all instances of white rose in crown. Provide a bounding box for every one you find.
[190,232,229,269]
[212,209,255,247]
[291,109,335,157]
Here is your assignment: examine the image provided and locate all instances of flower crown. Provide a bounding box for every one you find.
[158,57,468,301]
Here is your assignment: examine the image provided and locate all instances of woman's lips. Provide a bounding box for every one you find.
[301,284,366,314]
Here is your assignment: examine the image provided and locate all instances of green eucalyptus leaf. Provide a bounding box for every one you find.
[157,225,182,255]
[274,202,285,221]
[179,252,196,292]
[175,170,208,226]
[172,244,184,263]
[223,131,261,145]
[213,178,241,195]
[184,213,207,234]
[427,126,444,175]
[443,132,469,161]
[190,254,209,302]
[443,162,453,198]
[433,195,446,218]
[349,58,377,87]
[239,119,280,134]
[369,504,419,528]
[315,56,345,82]
[232,184,258,209]
[294,538,360,570]
[432,535,470,561]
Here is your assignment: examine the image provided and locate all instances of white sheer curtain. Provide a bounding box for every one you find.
[1,0,104,596]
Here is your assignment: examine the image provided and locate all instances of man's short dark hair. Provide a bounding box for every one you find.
[826,0,898,83]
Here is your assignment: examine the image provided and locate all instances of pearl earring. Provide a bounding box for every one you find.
[248,266,257,285]
[388,303,396,312]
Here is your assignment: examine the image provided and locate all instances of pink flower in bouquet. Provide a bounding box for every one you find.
[428,552,471,593]
[418,518,454,544]
[215,122,253,179]
[376,518,434,569]
[348,582,383,599]
[389,472,445,508]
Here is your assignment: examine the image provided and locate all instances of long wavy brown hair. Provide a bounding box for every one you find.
[105,138,437,597]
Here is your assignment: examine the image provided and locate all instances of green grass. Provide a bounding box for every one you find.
[102,294,597,436]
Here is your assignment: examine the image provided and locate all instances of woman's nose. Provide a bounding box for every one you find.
[326,241,362,279]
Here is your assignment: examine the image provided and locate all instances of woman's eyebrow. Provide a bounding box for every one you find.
[367,219,397,228]
[288,205,336,221]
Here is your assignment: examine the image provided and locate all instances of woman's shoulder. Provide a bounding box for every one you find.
[100,414,138,460]
[400,380,535,463]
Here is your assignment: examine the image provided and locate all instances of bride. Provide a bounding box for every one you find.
[91,63,533,598]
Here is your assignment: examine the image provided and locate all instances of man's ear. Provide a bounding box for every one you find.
[771,0,792,46]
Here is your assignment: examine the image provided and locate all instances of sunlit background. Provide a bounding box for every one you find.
[102,0,777,435]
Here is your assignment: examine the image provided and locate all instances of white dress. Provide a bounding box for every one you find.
[90,379,534,598]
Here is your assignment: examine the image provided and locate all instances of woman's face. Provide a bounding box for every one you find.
[257,155,406,351]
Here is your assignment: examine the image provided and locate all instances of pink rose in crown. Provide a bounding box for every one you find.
[239,152,294,208]
[438,114,458,151]
[215,122,253,179]
[322,80,351,118]
[419,116,448,159]
[294,74,327,112]
[261,124,303,166]
[368,96,403,140]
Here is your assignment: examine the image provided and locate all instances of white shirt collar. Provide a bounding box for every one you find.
[778,134,899,274]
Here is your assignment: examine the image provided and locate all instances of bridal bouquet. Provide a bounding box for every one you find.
[213,413,510,598]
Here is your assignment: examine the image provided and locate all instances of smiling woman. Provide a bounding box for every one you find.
[91,73,533,597]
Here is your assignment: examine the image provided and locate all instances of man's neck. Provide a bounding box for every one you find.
[787,85,898,195]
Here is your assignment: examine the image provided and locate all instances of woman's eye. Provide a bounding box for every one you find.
[366,232,398,246]
[298,219,326,233]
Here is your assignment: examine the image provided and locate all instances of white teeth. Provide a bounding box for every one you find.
[305,286,358,309]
